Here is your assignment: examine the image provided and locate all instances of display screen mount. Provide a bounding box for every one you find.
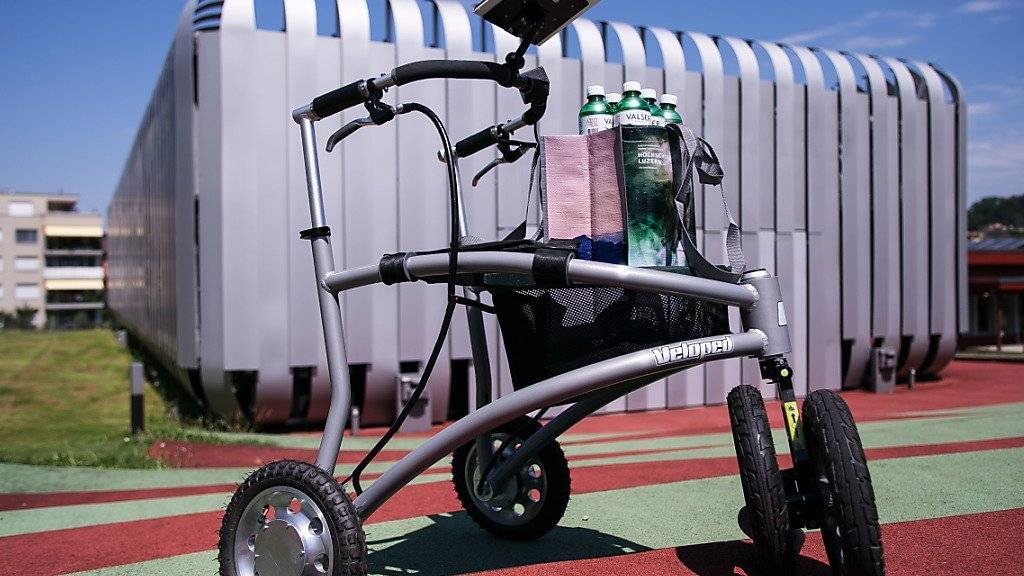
[474,0,601,46]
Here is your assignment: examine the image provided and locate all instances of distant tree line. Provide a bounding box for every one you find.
[968,195,1024,232]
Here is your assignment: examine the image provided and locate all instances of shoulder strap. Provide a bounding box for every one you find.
[666,123,746,283]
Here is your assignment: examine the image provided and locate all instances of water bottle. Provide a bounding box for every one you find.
[578,85,614,134]
[641,88,666,127]
[614,81,653,127]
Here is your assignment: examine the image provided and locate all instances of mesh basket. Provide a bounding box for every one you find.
[491,273,731,390]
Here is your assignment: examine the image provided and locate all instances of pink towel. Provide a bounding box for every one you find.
[541,131,624,246]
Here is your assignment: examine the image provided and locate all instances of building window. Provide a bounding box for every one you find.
[15,283,40,300]
[7,201,34,217]
[15,229,39,244]
[14,256,40,272]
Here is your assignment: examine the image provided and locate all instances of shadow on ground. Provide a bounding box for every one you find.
[365,511,650,575]
[674,539,831,575]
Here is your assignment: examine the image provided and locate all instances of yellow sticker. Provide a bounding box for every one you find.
[783,401,802,444]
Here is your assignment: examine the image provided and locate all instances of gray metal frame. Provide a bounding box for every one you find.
[291,97,793,520]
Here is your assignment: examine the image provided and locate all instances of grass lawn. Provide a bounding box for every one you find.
[0,329,233,468]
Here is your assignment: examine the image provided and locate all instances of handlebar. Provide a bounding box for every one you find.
[454,126,501,158]
[310,60,518,120]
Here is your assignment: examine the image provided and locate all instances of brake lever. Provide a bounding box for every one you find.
[325,116,375,152]
[326,100,399,153]
[471,142,534,186]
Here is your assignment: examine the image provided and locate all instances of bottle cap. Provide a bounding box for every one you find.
[640,88,657,100]
[586,85,605,97]
[661,93,678,106]
[623,81,642,93]
[606,92,622,103]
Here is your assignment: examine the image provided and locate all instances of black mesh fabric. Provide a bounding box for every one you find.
[490,270,731,390]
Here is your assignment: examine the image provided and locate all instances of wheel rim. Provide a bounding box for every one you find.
[233,485,334,576]
[464,434,548,526]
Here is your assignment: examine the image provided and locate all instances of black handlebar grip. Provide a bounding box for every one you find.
[311,80,368,119]
[455,126,499,158]
[392,60,515,87]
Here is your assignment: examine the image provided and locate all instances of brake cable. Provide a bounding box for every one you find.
[344,100,463,496]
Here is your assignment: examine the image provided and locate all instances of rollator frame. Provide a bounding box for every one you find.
[292,99,806,521]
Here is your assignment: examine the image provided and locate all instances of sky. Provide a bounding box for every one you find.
[0,0,1021,214]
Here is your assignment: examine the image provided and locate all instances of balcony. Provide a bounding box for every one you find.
[43,266,104,280]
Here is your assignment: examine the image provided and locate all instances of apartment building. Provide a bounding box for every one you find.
[0,190,104,328]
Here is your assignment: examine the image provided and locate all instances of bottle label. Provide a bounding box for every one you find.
[651,116,667,128]
[579,114,614,135]
[614,109,652,127]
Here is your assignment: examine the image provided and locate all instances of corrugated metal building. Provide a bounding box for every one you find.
[107,0,966,425]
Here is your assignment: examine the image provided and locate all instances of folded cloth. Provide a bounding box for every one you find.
[541,131,626,263]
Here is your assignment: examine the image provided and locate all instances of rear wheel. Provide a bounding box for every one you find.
[803,390,885,576]
[451,416,571,540]
[727,384,792,575]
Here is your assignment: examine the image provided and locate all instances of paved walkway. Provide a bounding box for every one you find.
[1,360,1022,575]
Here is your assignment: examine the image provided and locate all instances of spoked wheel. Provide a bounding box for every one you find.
[451,416,571,540]
[803,390,885,576]
[727,384,793,575]
[218,460,367,576]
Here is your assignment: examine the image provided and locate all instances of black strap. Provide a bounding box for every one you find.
[379,252,414,285]
[531,247,574,287]
[299,226,331,240]
[666,123,745,284]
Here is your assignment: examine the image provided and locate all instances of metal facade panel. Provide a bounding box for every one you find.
[884,58,930,377]
[390,0,452,422]
[337,0,401,424]
[759,41,807,396]
[601,21,666,412]
[433,0,502,409]
[648,28,704,409]
[284,1,326,400]
[822,50,871,390]
[491,26,540,401]
[310,35,344,421]
[721,38,767,393]
[250,30,292,423]
[856,54,901,350]
[936,69,968,337]
[915,62,958,375]
[434,0,479,363]
[687,31,740,404]
[173,1,200,368]
[791,45,841,392]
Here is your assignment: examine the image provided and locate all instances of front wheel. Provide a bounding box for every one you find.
[451,416,571,540]
[727,384,793,574]
[218,459,367,576]
[803,390,885,576]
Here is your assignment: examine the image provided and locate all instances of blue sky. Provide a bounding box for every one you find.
[1,0,1021,213]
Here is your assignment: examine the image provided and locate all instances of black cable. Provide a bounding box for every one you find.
[347,102,462,495]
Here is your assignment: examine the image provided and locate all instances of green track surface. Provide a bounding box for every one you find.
[65,446,1024,576]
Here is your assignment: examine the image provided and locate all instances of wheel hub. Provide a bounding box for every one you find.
[234,486,334,576]
[467,434,547,526]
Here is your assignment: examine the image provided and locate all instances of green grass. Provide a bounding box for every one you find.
[0,329,249,469]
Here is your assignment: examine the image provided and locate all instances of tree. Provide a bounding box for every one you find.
[968,195,1024,232]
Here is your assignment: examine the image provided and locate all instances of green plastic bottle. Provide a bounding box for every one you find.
[660,93,683,125]
[614,81,652,127]
[606,92,622,114]
[578,85,614,134]
[641,88,666,127]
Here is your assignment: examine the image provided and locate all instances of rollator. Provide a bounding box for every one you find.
[217,1,885,574]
